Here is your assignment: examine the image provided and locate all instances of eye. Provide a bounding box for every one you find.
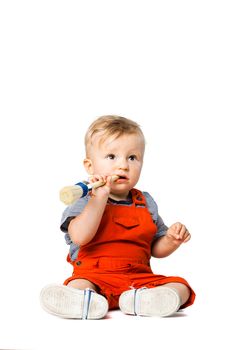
[106,154,115,160]
[129,155,137,161]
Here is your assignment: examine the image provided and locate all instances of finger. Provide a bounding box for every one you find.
[89,174,104,184]
[98,175,107,185]
[174,222,182,234]
[105,175,112,186]
[167,228,180,240]
[183,233,191,243]
[178,225,187,239]
[88,175,96,183]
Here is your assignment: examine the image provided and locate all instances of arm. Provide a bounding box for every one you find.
[68,175,112,246]
[151,222,191,258]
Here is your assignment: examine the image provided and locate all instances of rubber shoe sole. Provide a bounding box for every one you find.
[40,284,108,319]
[119,286,181,317]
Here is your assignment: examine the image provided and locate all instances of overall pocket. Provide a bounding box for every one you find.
[113,216,140,229]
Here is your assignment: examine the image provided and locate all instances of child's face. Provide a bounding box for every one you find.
[84,133,145,199]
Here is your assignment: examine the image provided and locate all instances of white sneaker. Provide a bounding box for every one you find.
[40,284,108,319]
[119,286,181,317]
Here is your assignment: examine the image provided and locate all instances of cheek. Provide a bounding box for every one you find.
[92,160,110,173]
[131,166,142,180]
[134,164,143,174]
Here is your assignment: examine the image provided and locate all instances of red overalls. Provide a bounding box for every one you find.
[64,189,195,310]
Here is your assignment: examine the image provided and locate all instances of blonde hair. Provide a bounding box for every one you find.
[85,115,145,156]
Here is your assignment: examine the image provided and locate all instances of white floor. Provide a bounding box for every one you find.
[1,285,231,350]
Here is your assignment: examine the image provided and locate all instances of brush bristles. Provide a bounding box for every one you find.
[59,186,84,205]
[60,175,120,205]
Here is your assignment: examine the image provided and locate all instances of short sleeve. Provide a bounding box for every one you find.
[143,191,168,240]
[60,195,89,261]
[60,195,89,233]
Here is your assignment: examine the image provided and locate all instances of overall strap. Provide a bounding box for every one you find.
[130,188,147,207]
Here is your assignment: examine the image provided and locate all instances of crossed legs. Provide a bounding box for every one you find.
[40,278,191,319]
[67,279,190,307]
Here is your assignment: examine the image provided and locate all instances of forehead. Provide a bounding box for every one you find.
[94,132,145,152]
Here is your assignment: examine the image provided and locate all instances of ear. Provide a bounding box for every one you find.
[83,158,94,175]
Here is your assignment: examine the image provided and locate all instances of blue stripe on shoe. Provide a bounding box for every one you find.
[82,289,93,320]
[133,289,137,315]
[134,287,147,316]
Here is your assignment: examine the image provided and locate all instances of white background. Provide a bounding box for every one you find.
[0,1,232,349]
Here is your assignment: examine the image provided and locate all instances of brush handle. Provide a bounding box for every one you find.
[87,175,119,190]
[60,175,119,205]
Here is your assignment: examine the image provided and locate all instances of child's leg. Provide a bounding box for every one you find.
[67,278,99,291]
[162,282,190,306]
[40,280,108,319]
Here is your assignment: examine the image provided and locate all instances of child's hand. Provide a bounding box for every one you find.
[89,174,113,198]
[166,222,191,244]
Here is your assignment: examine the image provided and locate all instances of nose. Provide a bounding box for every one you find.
[117,157,129,171]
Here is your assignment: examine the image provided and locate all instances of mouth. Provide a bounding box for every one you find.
[115,175,129,182]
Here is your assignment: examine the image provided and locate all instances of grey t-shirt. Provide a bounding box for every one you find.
[60,191,168,261]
